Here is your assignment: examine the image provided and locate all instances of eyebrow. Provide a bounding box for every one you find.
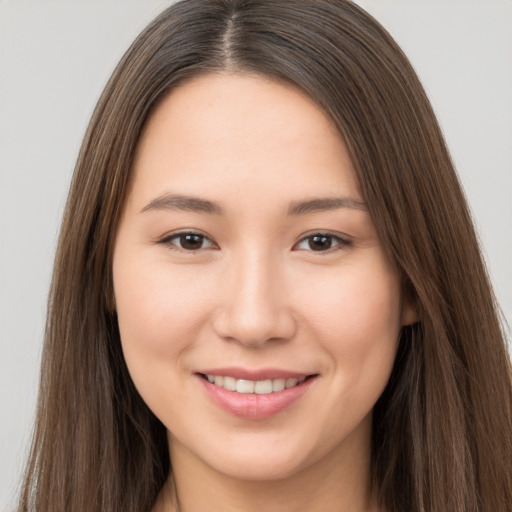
[140,194,223,215]
[287,197,367,215]
[140,193,367,216]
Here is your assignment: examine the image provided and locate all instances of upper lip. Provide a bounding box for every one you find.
[196,367,314,381]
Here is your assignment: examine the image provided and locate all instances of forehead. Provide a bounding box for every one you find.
[128,72,361,210]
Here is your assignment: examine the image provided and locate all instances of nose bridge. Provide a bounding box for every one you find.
[214,245,295,346]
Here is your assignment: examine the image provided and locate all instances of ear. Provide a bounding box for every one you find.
[400,279,420,327]
[400,277,421,327]
[400,280,419,326]
[400,299,419,326]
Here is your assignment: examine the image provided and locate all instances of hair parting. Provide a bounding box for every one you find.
[17,2,512,511]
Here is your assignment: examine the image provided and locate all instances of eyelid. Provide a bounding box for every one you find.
[155,229,351,253]
[157,229,219,251]
[293,230,353,253]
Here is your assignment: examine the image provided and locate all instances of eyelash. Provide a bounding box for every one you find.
[293,232,352,253]
[158,231,352,253]
[158,231,218,252]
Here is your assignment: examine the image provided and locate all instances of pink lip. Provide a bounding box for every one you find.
[197,367,310,381]
[196,369,317,420]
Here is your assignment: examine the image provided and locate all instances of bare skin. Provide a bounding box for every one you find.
[114,73,414,512]
[154,418,381,512]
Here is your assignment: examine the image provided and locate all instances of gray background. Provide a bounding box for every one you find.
[1,1,511,509]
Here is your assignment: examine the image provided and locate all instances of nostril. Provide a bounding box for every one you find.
[212,307,297,348]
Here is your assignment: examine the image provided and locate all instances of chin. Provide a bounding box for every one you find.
[211,453,310,482]
[197,432,328,482]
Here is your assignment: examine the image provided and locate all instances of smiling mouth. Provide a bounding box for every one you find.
[197,371,318,419]
[199,373,316,395]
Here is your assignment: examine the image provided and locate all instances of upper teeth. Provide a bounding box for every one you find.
[205,375,306,394]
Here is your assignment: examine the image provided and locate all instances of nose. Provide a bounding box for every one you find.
[212,250,296,347]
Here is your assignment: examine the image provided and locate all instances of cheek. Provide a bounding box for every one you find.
[113,252,217,375]
[112,251,224,425]
[295,258,402,391]
[300,259,401,336]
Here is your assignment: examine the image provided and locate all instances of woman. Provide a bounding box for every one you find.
[17,1,512,511]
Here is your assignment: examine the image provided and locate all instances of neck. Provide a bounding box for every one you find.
[156,419,381,512]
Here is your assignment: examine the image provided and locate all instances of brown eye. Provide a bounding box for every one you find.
[294,232,351,253]
[178,234,205,250]
[161,232,217,251]
[308,234,335,251]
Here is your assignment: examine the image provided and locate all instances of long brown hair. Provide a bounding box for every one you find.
[18,1,512,511]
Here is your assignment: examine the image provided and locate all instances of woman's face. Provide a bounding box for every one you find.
[113,73,416,481]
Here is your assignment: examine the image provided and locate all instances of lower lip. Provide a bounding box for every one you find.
[197,375,316,420]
